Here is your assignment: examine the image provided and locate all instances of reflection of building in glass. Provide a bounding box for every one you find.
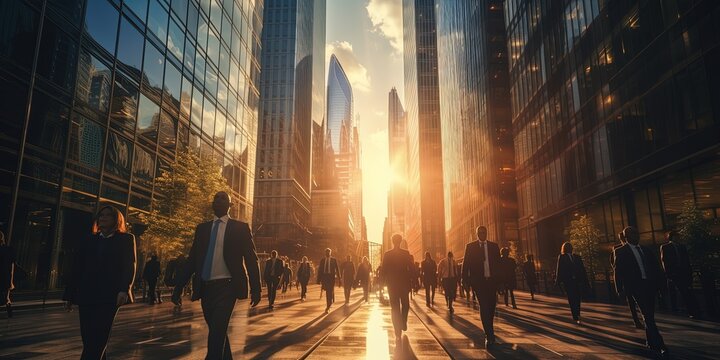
[402,0,447,261]
[387,87,406,243]
[436,1,518,259]
[506,0,720,270]
[254,0,325,258]
[0,0,264,292]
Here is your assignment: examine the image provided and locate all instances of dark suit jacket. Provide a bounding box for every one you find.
[382,248,414,293]
[175,219,261,301]
[421,259,437,285]
[462,240,501,289]
[317,257,340,286]
[63,232,137,305]
[613,244,664,294]
[341,261,355,286]
[499,256,517,289]
[297,262,311,283]
[0,246,15,290]
[555,254,589,289]
[522,261,537,285]
[356,263,370,285]
[143,259,161,281]
[660,242,693,285]
[263,258,284,283]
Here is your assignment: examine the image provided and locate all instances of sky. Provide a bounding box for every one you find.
[326,0,404,244]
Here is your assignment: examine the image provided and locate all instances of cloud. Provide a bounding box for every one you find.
[326,41,372,93]
[366,0,403,54]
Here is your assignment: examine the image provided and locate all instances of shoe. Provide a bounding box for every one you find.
[269,305,274,310]
[576,320,582,326]
[325,306,330,313]
[449,306,454,314]
[485,337,496,347]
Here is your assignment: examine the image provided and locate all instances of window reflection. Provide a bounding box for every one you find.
[191,85,203,129]
[202,97,216,135]
[147,0,168,42]
[132,144,155,188]
[137,94,160,145]
[27,91,70,155]
[167,19,185,61]
[76,48,112,114]
[123,0,148,21]
[214,111,226,146]
[83,0,119,54]
[68,114,104,170]
[0,0,39,70]
[105,132,133,179]
[163,62,182,114]
[110,72,139,137]
[180,76,192,120]
[117,17,144,76]
[37,21,78,90]
[158,110,177,154]
[142,41,165,100]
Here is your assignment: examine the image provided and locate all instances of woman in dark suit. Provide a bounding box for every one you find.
[555,242,589,325]
[63,205,137,359]
[499,247,517,309]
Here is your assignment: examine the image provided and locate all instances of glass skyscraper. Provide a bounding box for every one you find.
[506,0,720,269]
[0,0,264,291]
[403,0,446,261]
[387,87,406,242]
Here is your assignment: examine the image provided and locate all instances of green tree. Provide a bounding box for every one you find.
[140,149,231,259]
[677,200,719,268]
[568,215,602,282]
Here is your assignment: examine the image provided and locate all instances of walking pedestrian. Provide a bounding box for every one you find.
[341,255,355,304]
[660,230,699,318]
[0,231,16,318]
[318,248,340,313]
[499,247,517,309]
[297,256,311,301]
[143,255,161,305]
[280,262,292,294]
[356,256,371,302]
[171,192,262,360]
[421,252,437,307]
[612,232,644,329]
[438,252,458,313]
[555,242,589,325]
[382,234,414,344]
[63,205,137,360]
[263,250,283,309]
[522,254,538,300]
[462,225,501,347]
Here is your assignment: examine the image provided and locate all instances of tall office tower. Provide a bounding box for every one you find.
[436,0,519,258]
[387,87,407,240]
[254,0,325,256]
[0,0,264,291]
[506,0,720,269]
[402,0,447,261]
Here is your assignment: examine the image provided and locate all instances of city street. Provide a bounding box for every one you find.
[1,285,719,359]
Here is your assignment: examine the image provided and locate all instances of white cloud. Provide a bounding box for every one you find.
[366,0,403,54]
[326,41,372,93]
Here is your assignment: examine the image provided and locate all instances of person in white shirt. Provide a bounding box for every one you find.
[438,252,458,312]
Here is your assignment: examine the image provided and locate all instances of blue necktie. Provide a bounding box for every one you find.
[201,219,222,281]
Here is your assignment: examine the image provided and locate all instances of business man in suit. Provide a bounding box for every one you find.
[297,256,311,301]
[172,192,261,360]
[341,255,356,304]
[421,252,437,308]
[660,230,698,318]
[382,234,414,342]
[462,226,501,347]
[317,248,340,313]
[612,232,643,329]
[263,250,284,309]
[614,226,668,357]
[555,242,589,325]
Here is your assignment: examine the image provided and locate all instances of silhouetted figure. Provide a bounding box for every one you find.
[555,242,589,325]
[281,263,292,294]
[171,192,262,360]
[421,252,437,307]
[699,265,717,318]
[264,250,284,309]
[522,254,538,301]
[297,256,311,301]
[164,255,186,288]
[462,226,501,347]
[357,256,371,302]
[614,226,667,357]
[318,248,340,313]
[341,255,355,304]
[412,261,421,295]
[0,231,15,319]
[143,255,161,305]
[660,230,699,318]
[499,247,517,309]
[382,234,414,342]
[63,205,137,360]
[438,252,458,313]
[612,232,643,329]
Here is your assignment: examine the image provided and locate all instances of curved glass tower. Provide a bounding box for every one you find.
[326,54,353,154]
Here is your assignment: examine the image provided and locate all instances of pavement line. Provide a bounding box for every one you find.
[297,300,365,359]
[135,337,163,345]
[163,340,190,347]
[409,303,461,360]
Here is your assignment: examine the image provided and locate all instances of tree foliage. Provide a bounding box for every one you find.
[140,150,231,259]
[568,215,602,281]
[677,200,719,268]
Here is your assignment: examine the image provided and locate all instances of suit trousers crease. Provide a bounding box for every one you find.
[201,281,236,360]
[442,277,456,306]
[79,304,119,360]
[473,279,497,339]
[564,282,582,320]
[323,280,334,308]
[629,281,666,349]
[388,287,409,334]
[266,279,279,305]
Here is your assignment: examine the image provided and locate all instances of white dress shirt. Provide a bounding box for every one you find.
[438,258,456,279]
[479,240,490,278]
[629,244,647,279]
[208,215,231,280]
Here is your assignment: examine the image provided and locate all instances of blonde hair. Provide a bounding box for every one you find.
[92,205,127,234]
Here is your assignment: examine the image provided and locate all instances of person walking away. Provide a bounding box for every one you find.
[318,248,340,313]
[63,205,137,359]
[143,255,161,305]
[555,242,590,325]
[612,232,643,329]
[421,252,437,308]
[297,256,311,301]
[660,230,699,319]
[263,250,283,309]
[614,226,668,357]
[341,255,355,304]
[499,247,517,309]
[281,263,292,294]
[522,254,538,301]
[438,252,458,313]
[356,256,371,302]
[382,234,414,344]
[171,192,262,360]
[0,231,15,318]
[462,225,501,347]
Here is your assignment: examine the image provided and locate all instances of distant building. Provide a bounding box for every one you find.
[387,88,407,241]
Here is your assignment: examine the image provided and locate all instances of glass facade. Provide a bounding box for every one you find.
[0,0,264,291]
[506,0,720,269]
[402,0,446,261]
[436,0,519,258]
[253,0,324,256]
[387,88,406,242]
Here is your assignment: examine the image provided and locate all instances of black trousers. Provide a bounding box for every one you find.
[322,280,335,308]
[625,293,641,325]
[473,279,497,340]
[424,279,436,305]
[201,280,236,360]
[503,287,516,307]
[361,282,369,301]
[667,278,698,316]
[442,277,456,306]
[300,280,308,299]
[564,282,582,320]
[343,284,352,303]
[147,279,158,303]
[79,304,119,360]
[388,286,409,335]
[266,279,279,305]
[526,281,537,298]
[628,281,665,349]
